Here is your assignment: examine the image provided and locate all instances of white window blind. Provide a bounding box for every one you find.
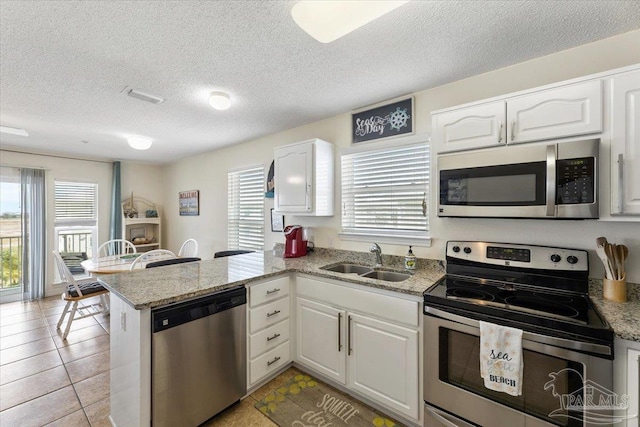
[341,143,429,237]
[228,166,265,251]
[54,181,98,226]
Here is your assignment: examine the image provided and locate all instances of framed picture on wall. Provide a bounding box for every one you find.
[179,190,199,216]
[271,209,284,232]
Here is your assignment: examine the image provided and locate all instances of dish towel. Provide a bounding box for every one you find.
[479,321,524,396]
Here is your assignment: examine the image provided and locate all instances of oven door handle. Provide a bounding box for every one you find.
[426,405,476,427]
[425,306,612,357]
[546,144,557,217]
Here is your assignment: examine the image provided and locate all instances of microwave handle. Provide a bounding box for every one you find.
[546,144,556,217]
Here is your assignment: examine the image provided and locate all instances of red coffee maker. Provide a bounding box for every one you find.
[284,225,307,258]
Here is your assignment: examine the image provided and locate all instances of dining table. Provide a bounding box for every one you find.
[81,254,146,274]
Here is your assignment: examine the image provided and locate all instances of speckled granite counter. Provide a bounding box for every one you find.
[98,247,445,310]
[589,279,640,342]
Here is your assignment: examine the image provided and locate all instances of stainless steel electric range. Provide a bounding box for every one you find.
[423,241,615,427]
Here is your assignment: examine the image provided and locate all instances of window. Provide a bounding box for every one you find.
[54,181,98,277]
[341,142,429,240]
[228,166,265,251]
[0,166,22,300]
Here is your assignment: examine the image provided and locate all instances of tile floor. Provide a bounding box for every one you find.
[0,295,297,426]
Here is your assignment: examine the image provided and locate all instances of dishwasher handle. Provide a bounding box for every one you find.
[152,286,246,333]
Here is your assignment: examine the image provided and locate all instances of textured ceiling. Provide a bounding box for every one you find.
[1,1,639,164]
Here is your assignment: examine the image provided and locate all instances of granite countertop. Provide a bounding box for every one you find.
[589,279,640,342]
[98,247,445,310]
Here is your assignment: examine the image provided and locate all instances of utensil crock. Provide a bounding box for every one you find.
[603,275,627,303]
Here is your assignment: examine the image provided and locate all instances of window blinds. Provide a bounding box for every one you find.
[228,166,265,251]
[341,143,429,235]
[54,181,98,226]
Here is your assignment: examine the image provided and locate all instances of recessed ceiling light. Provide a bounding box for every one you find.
[127,136,153,150]
[209,92,231,110]
[0,125,29,137]
[291,0,409,43]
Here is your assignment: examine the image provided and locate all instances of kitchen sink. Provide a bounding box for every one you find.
[320,263,411,282]
[321,263,372,275]
[360,270,411,282]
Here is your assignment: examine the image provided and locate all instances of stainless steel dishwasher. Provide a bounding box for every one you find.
[151,286,246,427]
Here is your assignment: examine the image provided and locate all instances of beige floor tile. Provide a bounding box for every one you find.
[0,365,71,411]
[73,371,109,407]
[52,324,107,348]
[0,385,81,427]
[57,335,110,364]
[0,336,56,366]
[0,316,48,338]
[41,304,67,317]
[46,313,100,330]
[65,350,110,383]
[83,397,111,427]
[0,301,41,317]
[0,325,52,350]
[0,309,45,326]
[38,297,68,309]
[204,397,277,427]
[0,349,63,385]
[44,409,91,426]
[99,322,110,334]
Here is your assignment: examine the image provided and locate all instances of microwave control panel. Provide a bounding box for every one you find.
[556,157,595,205]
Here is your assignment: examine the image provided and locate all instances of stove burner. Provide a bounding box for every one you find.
[446,287,495,301]
[504,296,579,319]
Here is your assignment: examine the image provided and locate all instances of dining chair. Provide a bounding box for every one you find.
[129,249,177,271]
[97,239,137,257]
[53,251,110,340]
[146,257,201,268]
[178,239,199,257]
[214,250,255,258]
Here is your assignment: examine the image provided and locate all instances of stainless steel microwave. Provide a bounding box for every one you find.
[438,139,599,219]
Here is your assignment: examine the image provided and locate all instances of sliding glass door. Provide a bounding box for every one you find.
[0,166,22,303]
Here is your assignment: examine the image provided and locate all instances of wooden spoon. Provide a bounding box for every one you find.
[595,237,614,279]
[617,244,628,280]
[605,243,618,279]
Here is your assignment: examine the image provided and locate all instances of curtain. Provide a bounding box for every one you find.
[21,168,46,301]
[109,161,122,240]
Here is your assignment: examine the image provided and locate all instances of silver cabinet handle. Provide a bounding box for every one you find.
[546,144,557,217]
[266,288,280,295]
[338,313,342,352]
[347,315,353,356]
[498,121,503,143]
[267,356,281,366]
[617,153,624,214]
[511,119,516,141]
[267,333,280,342]
[267,310,281,317]
[306,183,312,211]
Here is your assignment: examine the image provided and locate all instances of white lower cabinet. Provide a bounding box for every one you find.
[614,338,640,427]
[295,276,420,422]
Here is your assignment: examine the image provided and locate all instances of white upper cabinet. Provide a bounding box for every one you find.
[610,70,640,216]
[507,80,603,144]
[274,138,334,216]
[435,101,506,152]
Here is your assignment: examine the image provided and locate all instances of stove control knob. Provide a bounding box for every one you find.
[567,255,578,264]
[550,254,561,263]
[452,246,461,253]
[463,247,472,254]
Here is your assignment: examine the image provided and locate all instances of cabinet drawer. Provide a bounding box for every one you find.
[249,319,290,359]
[249,276,290,307]
[249,297,290,333]
[250,341,291,386]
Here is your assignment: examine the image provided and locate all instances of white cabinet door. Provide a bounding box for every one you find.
[347,313,419,420]
[627,349,640,427]
[434,101,506,152]
[611,71,640,215]
[507,80,602,144]
[274,142,313,213]
[296,297,346,384]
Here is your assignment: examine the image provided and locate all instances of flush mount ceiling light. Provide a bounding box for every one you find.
[209,91,231,110]
[291,0,409,43]
[127,136,153,150]
[0,125,29,137]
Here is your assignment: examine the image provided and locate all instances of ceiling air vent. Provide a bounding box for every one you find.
[123,87,165,105]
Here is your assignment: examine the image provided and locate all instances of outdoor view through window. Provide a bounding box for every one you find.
[0,166,22,302]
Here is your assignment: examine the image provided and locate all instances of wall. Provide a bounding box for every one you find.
[162,30,640,282]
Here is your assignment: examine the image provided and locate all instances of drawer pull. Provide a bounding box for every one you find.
[267,310,281,318]
[267,333,281,342]
[267,356,281,366]
[266,288,281,295]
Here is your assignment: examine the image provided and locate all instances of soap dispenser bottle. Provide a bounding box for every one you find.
[405,246,416,270]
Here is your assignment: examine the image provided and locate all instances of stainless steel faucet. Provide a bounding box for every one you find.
[370,243,382,267]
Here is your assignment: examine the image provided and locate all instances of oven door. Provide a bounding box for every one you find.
[424,308,613,427]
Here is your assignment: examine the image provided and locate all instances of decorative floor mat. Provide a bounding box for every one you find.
[255,373,404,427]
